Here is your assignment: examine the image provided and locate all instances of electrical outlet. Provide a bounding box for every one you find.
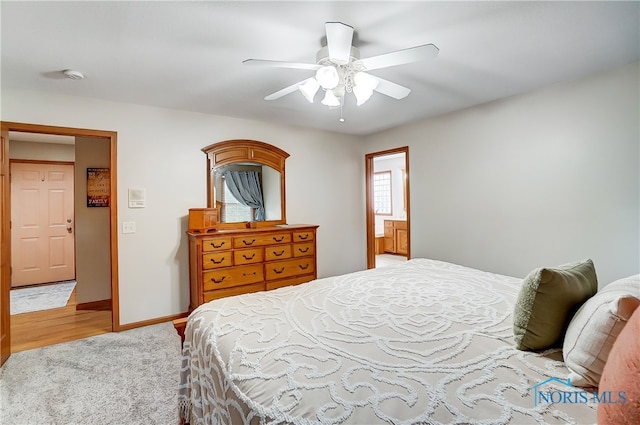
[122,221,136,234]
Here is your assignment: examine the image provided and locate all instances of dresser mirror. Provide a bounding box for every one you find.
[203,140,289,228]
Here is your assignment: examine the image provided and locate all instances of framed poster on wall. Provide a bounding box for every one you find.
[87,167,110,207]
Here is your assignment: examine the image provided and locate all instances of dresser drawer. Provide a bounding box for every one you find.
[202,236,232,252]
[293,242,314,257]
[265,258,315,281]
[202,252,233,270]
[233,232,292,248]
[293,230,314,243]
[233,248,263,265]
[204,282,264,303]
[266,274,314,291]
[203,264,264,291]
[264,244,292,261]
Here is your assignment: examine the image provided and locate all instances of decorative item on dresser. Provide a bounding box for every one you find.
[384,219,407,255]
[187,208,217,232]
[174,140,318,341]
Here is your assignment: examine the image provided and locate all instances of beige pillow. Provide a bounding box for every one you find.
[513,259,597,351]
[563,274,640,388]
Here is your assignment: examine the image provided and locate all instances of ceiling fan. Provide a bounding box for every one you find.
[243,22,439,108]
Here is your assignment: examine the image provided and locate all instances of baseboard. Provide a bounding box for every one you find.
[116,312,189,332]
[76,299,112,311]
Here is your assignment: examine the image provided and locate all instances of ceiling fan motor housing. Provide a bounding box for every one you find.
[316,46,361,66]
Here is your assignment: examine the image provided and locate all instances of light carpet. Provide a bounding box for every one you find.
[0,322,181,425]
[10,281,76,315]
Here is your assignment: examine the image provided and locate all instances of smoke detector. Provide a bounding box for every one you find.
[63,69,84,80]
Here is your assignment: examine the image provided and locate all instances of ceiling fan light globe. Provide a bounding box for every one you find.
[316,66,340,90]
[321,90,340,107]
[299,79,319,103]
[354,72,378,91]
[353,85,374,106]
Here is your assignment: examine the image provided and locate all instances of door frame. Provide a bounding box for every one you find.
[365,146,411,269]
[0,122,120,366]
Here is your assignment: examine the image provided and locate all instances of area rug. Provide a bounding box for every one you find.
[10,280,76,315]
[0,322,181,425]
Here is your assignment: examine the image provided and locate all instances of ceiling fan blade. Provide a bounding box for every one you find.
[264,78,314,101]
[243,59,320,71]
[355,43,439,71]
[369,75,411,100]
[325,22,354,64]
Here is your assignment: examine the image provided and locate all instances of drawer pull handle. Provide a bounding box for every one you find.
[297,234,309,240]
[299,264,310,270]
[211,257,225,264]
[211,241,225,248]
[273,250,285,257]
[242,271,257,277]
[298,247,310,253]
[211,276,226,284]
[273,267,285,274]
[242,239,256,246]
[273,236,285,242]
[242,253,256,260]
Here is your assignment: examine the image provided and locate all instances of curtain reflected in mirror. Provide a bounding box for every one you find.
[214,164,282,223]
[224,171,264,220]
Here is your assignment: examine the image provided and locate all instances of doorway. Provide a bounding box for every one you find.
[365,147,410,269]
[1,122,119,366]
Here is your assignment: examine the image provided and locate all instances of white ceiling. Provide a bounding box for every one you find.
[2,1,638,136]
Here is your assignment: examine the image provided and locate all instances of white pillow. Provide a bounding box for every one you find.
[563,274,640,388]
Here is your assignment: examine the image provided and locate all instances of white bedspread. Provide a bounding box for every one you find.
[179,259,596,424]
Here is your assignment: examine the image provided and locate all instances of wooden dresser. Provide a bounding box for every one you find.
[186,224,318,311]
[384,220,408,255]
[174,139,310,342]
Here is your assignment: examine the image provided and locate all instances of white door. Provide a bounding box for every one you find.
[11,162,75,287]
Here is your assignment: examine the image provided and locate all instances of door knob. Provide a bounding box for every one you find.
[67,226,73,234]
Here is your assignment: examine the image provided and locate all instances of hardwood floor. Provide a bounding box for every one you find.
[10,287,112,353]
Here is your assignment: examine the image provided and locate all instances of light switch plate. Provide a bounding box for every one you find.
[122,221,136,234]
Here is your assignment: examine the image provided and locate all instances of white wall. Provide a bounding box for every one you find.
[365,62,640,286]
[9,140,74,161]
[75,137,112,304]
[1,91,367,325]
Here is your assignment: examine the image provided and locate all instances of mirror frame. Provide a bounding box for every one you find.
[202,139,289,229]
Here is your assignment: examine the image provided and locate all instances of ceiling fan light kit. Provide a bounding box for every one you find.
[299,63,378,107]
[244,21,439,115]
[316,66,340,90]
[299,78,320,103]
[353,72,378,106]
[321,90,341,107]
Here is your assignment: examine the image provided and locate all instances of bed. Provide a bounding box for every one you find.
[178,258,597,424]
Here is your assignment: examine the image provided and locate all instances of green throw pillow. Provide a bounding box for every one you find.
[513,259,597,351]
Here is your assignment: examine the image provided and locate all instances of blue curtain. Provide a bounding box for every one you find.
[223,171,265,221]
